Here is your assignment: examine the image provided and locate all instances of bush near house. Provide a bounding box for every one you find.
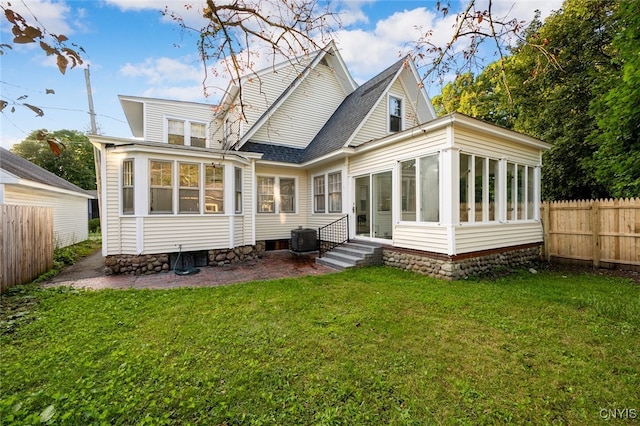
[0,267,638,424]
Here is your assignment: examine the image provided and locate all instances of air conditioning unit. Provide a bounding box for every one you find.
[291,228,318,252]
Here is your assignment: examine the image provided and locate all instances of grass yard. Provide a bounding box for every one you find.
[1,267,638,425]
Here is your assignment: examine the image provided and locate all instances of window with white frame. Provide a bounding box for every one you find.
[279,178,296,213]
[257,176,296,213]
[190,123,206,148]
[149,160,173,213]
[234,167,242,214]
[460,153,499,223]
[167,118,207,147]
[462,156,537,223]
[400,154,439,222]
[122,159,134,215]
[328,172,342,213]
[314,175,325,213]
[389,96,402,132]
[205,165,224,213]
[257,177,275,213]
[179,163,200,213]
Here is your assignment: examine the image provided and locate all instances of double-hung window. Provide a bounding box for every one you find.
[167,119,207,147]
[389,96,402,132]
[314,176,325,213]
[257,177,275,213]
[313,172,342,214]
[257,176,296,213]
[179,163,200,213]
[122,159,134,215]
[234,167,243,214]
[205,165,224,213]
[149,160,173,213]
[328,172,342,213]
[279,178,295,213]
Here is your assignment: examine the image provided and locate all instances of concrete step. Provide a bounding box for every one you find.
[316,240,383,270]
[316,256,353,271]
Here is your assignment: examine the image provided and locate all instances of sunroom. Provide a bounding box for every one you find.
[341,113,551,277]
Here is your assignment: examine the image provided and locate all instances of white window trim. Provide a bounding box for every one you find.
[397,152,441,224]
[311,170,343,215]
[164,116,209,147]
[388,94,404,133]
[256,175,298,214]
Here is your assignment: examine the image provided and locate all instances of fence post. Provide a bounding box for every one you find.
[591,201,600,268]
[543,202,551,262]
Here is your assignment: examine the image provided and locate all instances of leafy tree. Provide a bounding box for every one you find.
[589,0,640,198]
[11,130,96,190]
[431,0,624,200]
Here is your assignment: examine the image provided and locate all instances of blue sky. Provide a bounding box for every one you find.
[0,0,562,149]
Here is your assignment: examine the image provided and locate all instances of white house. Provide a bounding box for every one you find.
[90,42,551,278]
[0,147,93,248]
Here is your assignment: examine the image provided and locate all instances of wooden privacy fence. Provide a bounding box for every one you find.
[1,204,54,292]
[542,198,640,271]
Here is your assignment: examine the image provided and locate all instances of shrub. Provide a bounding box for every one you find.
[88,218,100,233]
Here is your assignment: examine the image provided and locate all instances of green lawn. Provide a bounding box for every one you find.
[1,267,638,425]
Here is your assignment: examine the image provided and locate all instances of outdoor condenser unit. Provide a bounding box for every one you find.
[291,228,318,252]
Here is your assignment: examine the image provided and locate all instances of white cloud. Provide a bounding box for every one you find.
[120,57,202,84]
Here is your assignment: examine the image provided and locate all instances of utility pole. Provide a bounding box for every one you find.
[85,65,102,231]
[85,66,98,134]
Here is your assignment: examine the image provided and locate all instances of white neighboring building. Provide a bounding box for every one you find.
[0,147,94,248]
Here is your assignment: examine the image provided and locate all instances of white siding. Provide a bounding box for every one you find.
[254,166,309,241]
[120,218,137,253]
[239,59,313,133]
[104,152,122,255]
[251,64,347,148]
[144,101,213,144]
[454,127,541,164]
[454,222,543,254]
[393,224,449,254]
[143,216,231,253]
[349,129,448,176]
[3,186,88,248]
[350,79,419,148]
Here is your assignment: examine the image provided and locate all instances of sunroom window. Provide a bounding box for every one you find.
[122,159,134,215]
[205,165,224,213]
[149,160,173,213]
[400,153,439,223]
[460,153,499,223]
[179,163,200,213]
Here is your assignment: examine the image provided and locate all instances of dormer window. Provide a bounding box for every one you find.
[167,119,207,148]
[389,96,402,132]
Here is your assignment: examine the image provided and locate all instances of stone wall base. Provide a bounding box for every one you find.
[382,244,542,280]
[104,241,266,276]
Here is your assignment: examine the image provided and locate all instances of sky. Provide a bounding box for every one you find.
[0,0,563,149]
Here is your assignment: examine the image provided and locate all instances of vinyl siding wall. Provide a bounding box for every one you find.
[3,186,89,248]
[251,64,347,148]
[143,101,213,145]
[254,165,309,241]
[350,79,419,148]
[454,127,541,165]
[102,148,254,256]
[454,222,543,254]
[238,59,313,136]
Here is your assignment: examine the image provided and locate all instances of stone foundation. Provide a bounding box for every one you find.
[104,241,266,276]
[382,244,542,280]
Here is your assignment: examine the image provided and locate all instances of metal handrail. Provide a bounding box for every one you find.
[318,215,349,257]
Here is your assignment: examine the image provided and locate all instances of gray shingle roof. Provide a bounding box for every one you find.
[239,57,406,164]
[0,147,92,196]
